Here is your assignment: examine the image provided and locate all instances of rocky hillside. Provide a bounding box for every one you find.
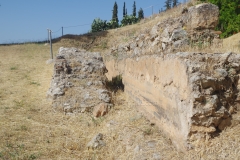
[110,3,221,57]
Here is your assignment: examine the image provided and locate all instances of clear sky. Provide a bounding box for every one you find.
[0,0,185,44]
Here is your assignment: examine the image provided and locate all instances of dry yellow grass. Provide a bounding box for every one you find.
[223,32,240,53]
[0,42,240,160]
[0,2,240,159]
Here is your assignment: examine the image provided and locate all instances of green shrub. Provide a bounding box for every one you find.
[121,15,138,26]
[91,18,108,32]
[200,0,240,38]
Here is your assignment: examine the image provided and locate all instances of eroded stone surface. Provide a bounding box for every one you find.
[187,3,219,30]
[103,4,235,151]
[105,52,240,151]
[47,47,112,115]
[109,3,221,57]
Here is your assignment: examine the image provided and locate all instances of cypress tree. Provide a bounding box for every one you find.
[138,8,144,20]
[133,1,136,17]
[123,2,126,17]
[164,0,172,10]
[112,1,119,28]
[159,8,164,13]
[172,0,178,7]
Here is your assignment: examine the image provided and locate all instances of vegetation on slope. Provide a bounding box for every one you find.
[91,1,145,32]
[200,0,240,37]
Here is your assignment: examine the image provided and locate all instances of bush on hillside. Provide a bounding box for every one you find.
[121,15,138,26]
[91,18,109,32]
[200,0,240,38]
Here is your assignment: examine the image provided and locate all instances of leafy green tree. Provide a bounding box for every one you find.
[123,2,126,17]
[164,0,172,10]
[121,15,138,26]
[133,1,136,17]
[172,0,178,7]
[138,8,144,20]
[91,18,108,32]
[200,0,240,37]
[112,1,119,28]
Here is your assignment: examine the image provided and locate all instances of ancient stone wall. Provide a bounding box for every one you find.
[47,3,239,152]
[47,47,112,115]
[104,3,240,151]
[105,52,240,151]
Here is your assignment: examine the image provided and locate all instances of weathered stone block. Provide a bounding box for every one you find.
[187,3,219,30]
[47,47,112,115]
[105,52,240,151]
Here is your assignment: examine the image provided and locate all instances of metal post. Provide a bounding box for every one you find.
[48,29,53,59]
[62,27,63,37]
[47,29,49,43]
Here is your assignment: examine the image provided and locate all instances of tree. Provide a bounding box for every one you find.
[121,15,138,26]
[164,0,172,10]
[200,0,240,37]
[159,8,164,13]
[91,18,108,32]
[132,1,136,17]
[172,0,178,8]
[138,8,144,20]
[112,1,119,28]
[123,2,126,17]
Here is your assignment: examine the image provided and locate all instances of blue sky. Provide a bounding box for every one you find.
[0,0,185,44]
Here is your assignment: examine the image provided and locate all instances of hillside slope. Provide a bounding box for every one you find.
[0,3,240,160]
[223,32,240,52]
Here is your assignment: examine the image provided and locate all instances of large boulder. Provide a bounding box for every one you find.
[187,3,219,30]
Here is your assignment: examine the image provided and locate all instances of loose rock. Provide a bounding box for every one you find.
[87,133,105,149]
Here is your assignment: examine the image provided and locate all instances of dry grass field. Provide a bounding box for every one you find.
[1,3,240,160]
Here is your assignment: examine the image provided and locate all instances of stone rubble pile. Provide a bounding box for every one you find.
[110,3,221,57]
[47,47,112,116]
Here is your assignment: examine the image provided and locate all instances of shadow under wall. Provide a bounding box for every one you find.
[106,75,124,92]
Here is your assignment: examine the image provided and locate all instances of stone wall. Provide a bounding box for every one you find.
[104,3,240,151]
[47,3,239,152]
[105,52,240,151]
[47,47,112,115]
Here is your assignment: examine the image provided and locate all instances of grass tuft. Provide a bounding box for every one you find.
[10,66,17,70]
